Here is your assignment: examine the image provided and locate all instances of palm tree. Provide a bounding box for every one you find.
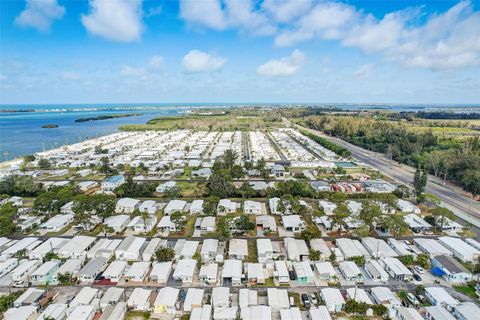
[139,211,151,233]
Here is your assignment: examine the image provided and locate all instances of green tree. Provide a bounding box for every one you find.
[431,207,456,232]
[238,182,255,198]
[397,255,414,266]
[208,169,235,198]
[57,272,74,284]
[155,247,175,262]
[359,202,382,233]
[393,185,411,199]
[331,203,349,232]
[171,211,185,231]
[38,158,51,169]
[309,249,321,261]
[301,224,321,241]
[413,168,428,202]
[379,214,409,236]
[415,253,431,269]
[234,215,255,234]
[164,186,180,199]
[203,196,219,216]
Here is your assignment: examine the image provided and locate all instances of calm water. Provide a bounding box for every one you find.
[1,103,478,159]
[0,106,189,159]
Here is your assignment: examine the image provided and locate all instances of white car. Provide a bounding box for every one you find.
[413,266,424,274]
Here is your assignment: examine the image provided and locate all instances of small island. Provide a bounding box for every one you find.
[41,124,59,128]
[75,113,141,122]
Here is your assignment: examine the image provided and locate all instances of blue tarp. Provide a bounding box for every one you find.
[431,267,446,276]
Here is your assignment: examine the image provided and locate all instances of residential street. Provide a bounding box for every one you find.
[289,120,480,227]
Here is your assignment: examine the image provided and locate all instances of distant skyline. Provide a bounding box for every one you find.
[1,0,480,104]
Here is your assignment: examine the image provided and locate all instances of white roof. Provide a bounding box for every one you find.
[370,287,401,305]
[4,306,37,320]
[425,287,459,306]
[117,197,140,208]
[321,288,345,306]
[281,215,304,229]
[239,289,258,308]
[336,238,370,258]
[405,214,431,229]
[150,261,173,280]
[190,305,212,320]
[309,306,332,320]
[184,288,204,310]
[164,199,187,213]
[173,259,196,278]
[105,215,130,228]
[309,238,331,256]
[414,238,452,256]
[361,237,398,258]
[212,287,230,307]
[293,260,314,278]
[31,260,60,276]
[257,239,273,255]
[452,302,479,320]
[199,263,218,279]
[267,288,290,309]
[70,286,99,307]
[242,305,271,320]
[128,288,151,307]
[66,305,95,320]
[37,303,68,320]
[280,308,302,320]
[190,200,204,213]
[229,239,248,257]
[346,288,373,304]
[57,236,96,256]
[425,306,456,320]
[315,261,336,276]
[124,261,150,278]
[397,307,424,320]
[339,260,362,279]
[201,239,219,255]
[382,257,413,276]
[222,259,243,278]
[180,241,199,258]
[154,286,179,307]
[438,237,479,259]
[56,258,82,275]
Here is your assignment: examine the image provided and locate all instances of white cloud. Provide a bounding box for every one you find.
[180,0,275,35]
[257,49,306,77]
[60,71,81,81]
[273,0,480,70]
[180,0,225,30]
[182,50,226,73]
[15,0,65,32]
[353,64,374,78]
[274,1,357,46]
[120,65,148,79]
[148,56,164,70]
[262,0,312,23]
[81,0,143,42]
[386,1,480,69]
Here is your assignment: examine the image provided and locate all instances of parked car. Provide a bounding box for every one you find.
[413,266,424,274]
[289,271,297,281]
[301,293,311,308]
[407,293,419,305]
[309,293,318,305]
[179,289,186,302]
[413,274,422,281]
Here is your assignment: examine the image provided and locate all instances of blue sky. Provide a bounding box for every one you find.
[1,0,479,105]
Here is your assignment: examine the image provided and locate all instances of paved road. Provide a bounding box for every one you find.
[291,121,480,227]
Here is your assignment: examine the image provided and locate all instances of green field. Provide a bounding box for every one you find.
[119,110,282,131]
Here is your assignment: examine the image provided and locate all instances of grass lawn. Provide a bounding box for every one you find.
[453,284,478,300]
[247,240,257,262]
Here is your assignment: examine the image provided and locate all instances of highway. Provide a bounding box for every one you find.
[289,121,480,227]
